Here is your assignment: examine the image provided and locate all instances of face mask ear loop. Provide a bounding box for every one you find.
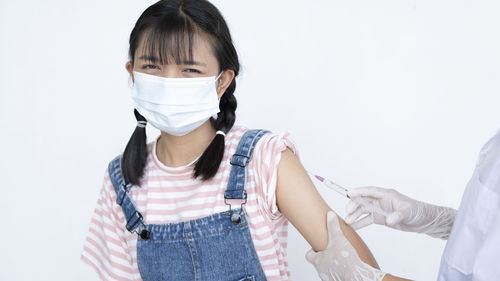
[215,71,224,82]
[215,71,224,98]
[128,76,134,88]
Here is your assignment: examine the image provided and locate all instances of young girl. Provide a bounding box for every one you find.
[80,0,380,280]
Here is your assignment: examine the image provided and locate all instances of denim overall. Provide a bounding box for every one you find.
[108,129,271,281]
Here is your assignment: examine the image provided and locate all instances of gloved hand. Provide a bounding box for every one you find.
[345,187,457,239]
[305,211,387,281]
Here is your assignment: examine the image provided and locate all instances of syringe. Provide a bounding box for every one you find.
[307,171,389,217]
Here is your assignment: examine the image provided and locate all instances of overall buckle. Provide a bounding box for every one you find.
[224,192,247,224]
[230,154,249,167]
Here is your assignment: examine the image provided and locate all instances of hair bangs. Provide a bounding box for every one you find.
[140,13,200,65]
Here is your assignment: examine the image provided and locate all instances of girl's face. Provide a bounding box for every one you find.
[125,32,233,98]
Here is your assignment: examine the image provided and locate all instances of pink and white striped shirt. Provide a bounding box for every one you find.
[80,124,300,281]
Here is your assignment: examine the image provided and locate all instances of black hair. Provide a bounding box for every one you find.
[122,0,239,186]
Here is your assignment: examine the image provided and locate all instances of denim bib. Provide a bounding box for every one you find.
[108,129,270,281]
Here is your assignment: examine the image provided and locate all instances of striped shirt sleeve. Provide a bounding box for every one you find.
[80,169,140,281]
[253,131,300,220]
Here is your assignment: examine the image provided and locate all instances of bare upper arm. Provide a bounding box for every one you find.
[275,147,379,268]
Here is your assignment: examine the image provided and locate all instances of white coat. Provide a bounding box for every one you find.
[438,128,500,280]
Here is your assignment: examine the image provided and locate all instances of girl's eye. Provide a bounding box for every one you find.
[142,64,159,70]
[183,68,201,73]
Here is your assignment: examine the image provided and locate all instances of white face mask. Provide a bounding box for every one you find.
[130,70,223,136]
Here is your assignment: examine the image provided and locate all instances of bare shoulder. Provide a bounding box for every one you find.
[275,147,332,251]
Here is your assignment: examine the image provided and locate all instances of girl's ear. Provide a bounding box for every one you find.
[216,69,235,99]
[126,61,134,81]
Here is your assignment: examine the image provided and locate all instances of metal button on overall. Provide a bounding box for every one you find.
[231,213,242,224]
[140,229,150,240]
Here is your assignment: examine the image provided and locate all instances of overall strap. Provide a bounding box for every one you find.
[224,129,271,201]
[108,155,145,234]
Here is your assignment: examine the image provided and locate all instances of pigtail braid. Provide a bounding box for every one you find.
[121,109,149,186]
[193,79,237,180]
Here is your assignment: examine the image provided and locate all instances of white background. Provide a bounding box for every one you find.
[1,0,499,280]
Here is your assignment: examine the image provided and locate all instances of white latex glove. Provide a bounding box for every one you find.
[305,211,387,281]
[345,187,457,239]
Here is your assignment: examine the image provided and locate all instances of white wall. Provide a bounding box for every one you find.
[1,0,499,280]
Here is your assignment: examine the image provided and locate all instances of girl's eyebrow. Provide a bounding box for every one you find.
[181,60,207,67]
[138,55,160,62]
[137,55,206,67]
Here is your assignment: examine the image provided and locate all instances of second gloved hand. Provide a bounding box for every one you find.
[345,187,457,239]
[305,211,386,281]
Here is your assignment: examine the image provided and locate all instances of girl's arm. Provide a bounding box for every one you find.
[383,275,413,281]
[276,148,379,268]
